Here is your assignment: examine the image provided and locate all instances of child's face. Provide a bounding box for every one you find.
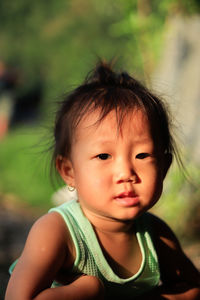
[61,109,169,223]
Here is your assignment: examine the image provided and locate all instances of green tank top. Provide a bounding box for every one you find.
[49,200,160,298]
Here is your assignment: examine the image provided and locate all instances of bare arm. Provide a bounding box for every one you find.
[32,275,104,300]
[138,214,200,300]
[5,212,104,300]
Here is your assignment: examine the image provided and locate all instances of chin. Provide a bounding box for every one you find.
[113,211,141,222]
[119,208,147,222]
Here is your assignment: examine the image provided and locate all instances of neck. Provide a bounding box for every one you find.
[82,208,136,235]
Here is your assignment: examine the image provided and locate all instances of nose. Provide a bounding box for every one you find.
[114,158,139,184]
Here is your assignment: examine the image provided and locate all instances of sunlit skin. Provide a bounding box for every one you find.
[58,108,170,280]
[63,109,166,233]
[5,108,200,300]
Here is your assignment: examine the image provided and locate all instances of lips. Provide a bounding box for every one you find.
[114,191,140,207]
[117,191,137,198]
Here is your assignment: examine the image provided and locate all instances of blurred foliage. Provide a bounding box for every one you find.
[1,0,200,102]
[0,0,200,238]
[152,163,200,241]
[0,126,54,212]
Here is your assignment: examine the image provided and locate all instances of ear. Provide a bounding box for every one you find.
[56,156,75,187]
[162,153,172,179]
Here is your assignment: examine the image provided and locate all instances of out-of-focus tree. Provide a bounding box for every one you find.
[1,0,200,108]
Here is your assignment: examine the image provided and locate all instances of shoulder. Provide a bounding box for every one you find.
[24,211,71,256]
[145,212,180,248]
[28,211,68,238]
[146,212,200,285]
[31,210,69,235]
[7,211,74,298]
[16,210,74,275]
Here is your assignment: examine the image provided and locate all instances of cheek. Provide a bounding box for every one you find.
[149,173,163,200]
[73,164,108,190]
[141,164,162,192]
[139,163,157,178]
[88,172,110,189]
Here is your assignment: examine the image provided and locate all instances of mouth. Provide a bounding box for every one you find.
[114,191,140,207]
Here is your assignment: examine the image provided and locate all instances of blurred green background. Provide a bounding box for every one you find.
[0,0,200,238]
[1,1,200,297]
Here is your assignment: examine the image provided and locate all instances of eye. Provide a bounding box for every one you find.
[97,153,111,160]
[136,153,150,159]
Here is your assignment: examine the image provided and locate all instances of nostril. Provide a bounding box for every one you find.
[117,179,124,184]
[116,175,140,184]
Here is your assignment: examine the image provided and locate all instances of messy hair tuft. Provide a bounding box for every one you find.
[52,60,180,176]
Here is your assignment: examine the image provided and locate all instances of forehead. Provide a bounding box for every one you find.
[73,108,152,143]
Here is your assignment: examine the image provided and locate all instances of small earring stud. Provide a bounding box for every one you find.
[67,185,75,192]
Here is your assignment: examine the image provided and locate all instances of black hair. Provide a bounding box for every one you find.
[52,61,179,171]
